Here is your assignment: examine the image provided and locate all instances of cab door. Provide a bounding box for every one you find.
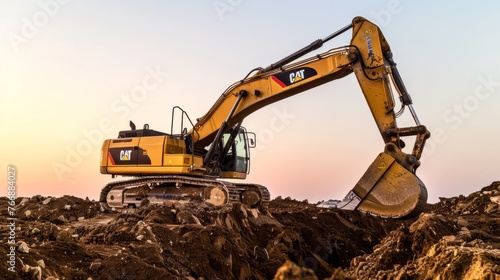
[221,128,255,177]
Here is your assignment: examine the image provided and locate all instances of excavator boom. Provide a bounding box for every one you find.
[99,17,430,217]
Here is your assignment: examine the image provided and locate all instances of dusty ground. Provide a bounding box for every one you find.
[1,181,499,279]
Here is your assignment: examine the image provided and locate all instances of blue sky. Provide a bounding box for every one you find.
[1,1,499,203]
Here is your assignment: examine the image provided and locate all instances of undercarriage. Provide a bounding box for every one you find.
[99,175,270,211]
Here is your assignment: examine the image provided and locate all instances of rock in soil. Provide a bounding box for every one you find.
[0,182,499,279]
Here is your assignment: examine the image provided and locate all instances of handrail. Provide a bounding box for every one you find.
[170,106,199,155]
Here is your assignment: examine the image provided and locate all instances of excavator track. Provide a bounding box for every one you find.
[99,175,270,211]
[233,183,271,207]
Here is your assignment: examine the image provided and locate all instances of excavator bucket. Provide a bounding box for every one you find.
[323,152,427,218]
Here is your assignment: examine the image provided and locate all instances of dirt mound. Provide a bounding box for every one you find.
[346,181,500,279]
[1,182,499,279]
[10,195,101,224]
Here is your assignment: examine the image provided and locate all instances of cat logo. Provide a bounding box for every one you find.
[271,67,317,88]
[120,150,132,161]
[289,69,305,84]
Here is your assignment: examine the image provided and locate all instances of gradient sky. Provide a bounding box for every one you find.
[1,1,499,203]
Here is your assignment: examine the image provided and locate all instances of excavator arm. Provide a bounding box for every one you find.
[192,16,430,217]
[193,17,428,153]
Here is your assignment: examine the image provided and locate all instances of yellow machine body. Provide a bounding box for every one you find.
[99,17,430,217]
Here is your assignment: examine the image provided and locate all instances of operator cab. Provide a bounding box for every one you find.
[221,128,255,174]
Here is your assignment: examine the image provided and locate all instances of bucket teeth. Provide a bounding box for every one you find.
[318,152,427,218]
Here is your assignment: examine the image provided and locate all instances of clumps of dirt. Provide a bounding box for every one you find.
[273,260,355,280]
[344,181,500,279]
[11,195,101,224]
[1,182,499,279]
[428,181,500,215]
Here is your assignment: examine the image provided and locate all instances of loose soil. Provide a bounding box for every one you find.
[1,182,499,279]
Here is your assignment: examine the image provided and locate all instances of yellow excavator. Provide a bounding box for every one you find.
[99,16,430,218]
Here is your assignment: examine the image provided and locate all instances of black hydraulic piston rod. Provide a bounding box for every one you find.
[261,23,353,73]
[203,90,247,169]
